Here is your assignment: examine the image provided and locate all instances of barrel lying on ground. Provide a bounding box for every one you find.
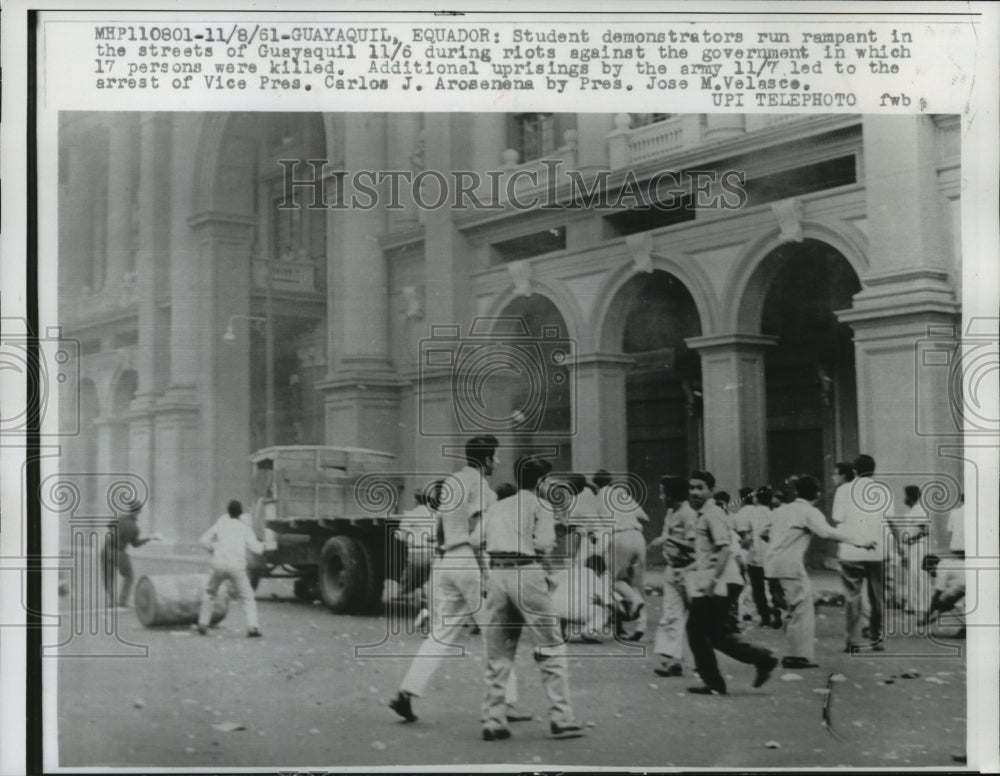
[134,574,229,628]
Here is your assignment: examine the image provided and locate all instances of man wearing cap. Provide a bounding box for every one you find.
[480,456,586,741]
[389,436,527,725]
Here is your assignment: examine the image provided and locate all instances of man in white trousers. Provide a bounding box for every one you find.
[388,436,527,724]
[197,500,264,638]
[765,475,874,668]
[649,476,697,677]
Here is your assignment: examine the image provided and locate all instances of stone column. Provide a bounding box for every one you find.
[63,129,97,299]
[105,113,139,302]
[151,114,203,549]
[188,213,257,526]
[570,353,632,475]
[837,281,962,489]
[574,113,615,171]
[862,115,950,273]
[471,112,505,201]
[685,334,776,491]
[405,114,477,470]
[386,112,421,229]
[704,114,746,142]
[318,113,401,451]
[129,114,173,519]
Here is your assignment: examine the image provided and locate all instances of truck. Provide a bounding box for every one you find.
[246,445,428,614]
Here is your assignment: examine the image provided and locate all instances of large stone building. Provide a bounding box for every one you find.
[57,112,963,556]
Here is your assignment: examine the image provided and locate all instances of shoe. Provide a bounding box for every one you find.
[770,617,783,629]
[247,628,262,638]
[549,720,586,739]
[482,727,511,741]
[687,684,725,695]
[753,655,779,688]
[505,705,534,722]
[654,660,683,677]
[781,657,819,669]
[627,602,646,622]
[389,691,417,722]
[622,630,645,642]
[196,625,208,636]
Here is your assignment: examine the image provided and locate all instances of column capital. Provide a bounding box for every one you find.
[837,268,959,330]
[685,333,779,353]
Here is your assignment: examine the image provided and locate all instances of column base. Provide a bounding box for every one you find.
[316,367,402,453]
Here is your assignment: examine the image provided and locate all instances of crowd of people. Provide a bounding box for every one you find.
[384,439,968,739]
[99,437,967,743]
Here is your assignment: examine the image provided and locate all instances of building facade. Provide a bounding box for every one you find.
[57,111,963,555]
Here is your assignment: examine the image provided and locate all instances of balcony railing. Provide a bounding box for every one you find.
[608,114,705,168]
[252,259,323,293]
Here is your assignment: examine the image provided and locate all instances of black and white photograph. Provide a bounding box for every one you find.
[1,3,998,774]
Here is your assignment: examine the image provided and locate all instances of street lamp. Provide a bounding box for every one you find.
[222,281,275,448]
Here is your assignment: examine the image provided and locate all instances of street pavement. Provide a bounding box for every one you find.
[53,553,966,770]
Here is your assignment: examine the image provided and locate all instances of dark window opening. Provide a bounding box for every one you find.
[491,227,566,263]
[743,156,857,207]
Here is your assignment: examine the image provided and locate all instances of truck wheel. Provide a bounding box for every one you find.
[318,536,367,613]
[293,575,318,602]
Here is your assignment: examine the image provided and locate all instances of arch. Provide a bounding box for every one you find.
[729,218,870,334]
[594,253,719,353]
[111,370,138,416]
[482,278,586,352]
[192,113,340,217]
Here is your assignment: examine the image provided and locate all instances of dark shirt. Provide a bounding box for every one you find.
[106,516,141,553]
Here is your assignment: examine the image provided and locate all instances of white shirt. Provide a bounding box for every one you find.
[482,490,556,557]
[441,466,497,550]
[596,485,648,532]
[947,505,965,552]
[199,514,264,570]
[830,477,883,561]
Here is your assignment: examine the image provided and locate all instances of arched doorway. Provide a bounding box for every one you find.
[758,239,862,532]
[488,295,573,484]
[607,270,703,522]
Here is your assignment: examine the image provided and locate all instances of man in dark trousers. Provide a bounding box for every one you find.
[684,470,778,695]
[101,499,160,608]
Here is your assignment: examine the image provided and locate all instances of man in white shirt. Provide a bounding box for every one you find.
[480,457,585,741]
[593,470,649,640]
[765,475,874,668]
[830,454,886,651]
[389,437,526,724]
[197,500,264,637]
[684,470,778,696]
